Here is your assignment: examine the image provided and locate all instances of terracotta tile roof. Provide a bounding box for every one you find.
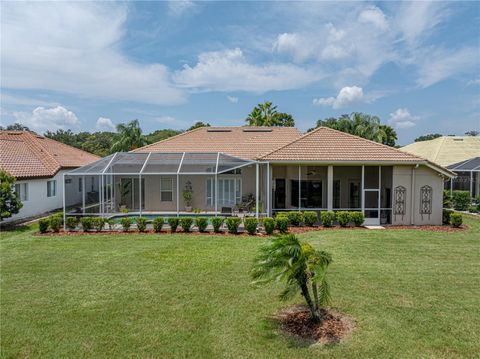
[132,126,302,159]
[261,126,424,162]
[0,131,100,179]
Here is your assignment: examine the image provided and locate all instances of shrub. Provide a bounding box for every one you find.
[180,217,193,232]
[51,213,64,225]
[211,217,224,233]
[477,196,480,212]
[195,217,208,232]
[275,216,289,234]
[225,217,242,234]
[92,217,105,232]
[336,211,351,227]
[120,217,131,232]
[452,191,471,211]
[350,212,364,227]
[287,211,303,226]
[262,217,275,235]
[443,190,453,208]
[450,213,463,228]
[244,217,258,235]
[442,209,454,225]
[152,217,164,232]
[38,218,49,233]
[105,218,115,230]
[303,211,317,227]
[468,206,478,214]
[80,217,93,232]
[320,211,335,227]
[65,216,78,231]
[135,217,147,232]
[167,217,179,232]
[48,216,61,232]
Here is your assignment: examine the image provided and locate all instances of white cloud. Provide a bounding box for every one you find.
[13,106,80,132]
[358,6,389,30]
[2,2,184,105]
[313,86,364,109]
[273,33,313,62]
[96,117,116,132]
[168,0,195,16]
[389,108,419,129]
[468,78,480,86]
[174,48,321,93]
[227,96,238,103]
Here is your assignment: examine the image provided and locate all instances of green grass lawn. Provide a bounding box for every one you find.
[1,218,479,358]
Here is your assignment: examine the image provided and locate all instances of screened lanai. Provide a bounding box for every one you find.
[63,152,269,221]
[446,157,480,198]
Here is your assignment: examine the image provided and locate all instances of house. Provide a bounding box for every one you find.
[0,131,100,222]
[64,126,454,226]
[402,136,480,198]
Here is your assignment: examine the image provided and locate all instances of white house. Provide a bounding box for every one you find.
[0,130,99,223]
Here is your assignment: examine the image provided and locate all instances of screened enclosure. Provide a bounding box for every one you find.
[446,157,480,198]
[63,152,269,219]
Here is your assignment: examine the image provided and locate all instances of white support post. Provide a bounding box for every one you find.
[139,174,142,217]
[176,174,180,217]
[266,163,270,216]
[327,165,333,211]
[378,166,382,222]
[214,173,218,216]
[470,172,473,198]
[100,175,104,218]
[450,177,453,196]
[255,162,259,218]
[361,165,365,214]
[62,173,66,231]
[82,175,85,215]
[298,165,301,211]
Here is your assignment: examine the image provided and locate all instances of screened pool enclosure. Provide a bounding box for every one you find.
[63,152,269,221]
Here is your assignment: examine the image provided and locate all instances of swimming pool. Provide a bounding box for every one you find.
[109,213,222,223]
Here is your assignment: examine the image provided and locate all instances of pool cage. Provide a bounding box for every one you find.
[63,152,270,225]
[446,156,480,198]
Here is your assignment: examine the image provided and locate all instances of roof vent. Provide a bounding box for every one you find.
[207,129,232,133]
[453,138,464,141]
[243,128,273,132]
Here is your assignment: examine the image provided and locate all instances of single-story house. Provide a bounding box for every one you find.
[64,126,454,226]
[402,136,480,198]
[0,130,100,222]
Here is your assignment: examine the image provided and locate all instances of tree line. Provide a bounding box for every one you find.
[2,101,478,155]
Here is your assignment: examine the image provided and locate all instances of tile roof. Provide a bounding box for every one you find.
[261,126,424,162]
[401,136,480,167]
[0,131,100,179]
[132,126,302,159]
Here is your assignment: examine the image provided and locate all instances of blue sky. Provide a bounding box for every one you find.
[1,1,479,145]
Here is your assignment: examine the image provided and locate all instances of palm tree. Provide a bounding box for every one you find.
[246,101,295,127]
[251,234,332,322]
[111,119,147,152]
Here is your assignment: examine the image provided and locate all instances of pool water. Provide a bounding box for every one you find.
[109,214,220,224]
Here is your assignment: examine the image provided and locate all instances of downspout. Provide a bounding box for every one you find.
[410,164,419,225]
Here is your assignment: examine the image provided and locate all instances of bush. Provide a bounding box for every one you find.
[477,196,480,212]
[442,209,453,225]
[468,206,478,214]
[92,217,105,232]
[275,216,289,234]
[167,217,179,232]
[65,216,78,231]
[225,217,242,234]
[135,217,147,232]
[211,217,224,233]
[287,211,304,226]
[244,217,258,235]
[336,211,351,227]
[120,217,131,232]
[452,191,471,211]
[450,213,463,228]
[195,217,208,232]
[105,218,115,230]
[180,217,193,232]
[443,190,453,208]
[39,218,49,233]
[303,211,317,227]
[320,211,335,227]
[350,212,364,227]
[152,217,164,232]
[262,217,275,235]
[80,217,93,232]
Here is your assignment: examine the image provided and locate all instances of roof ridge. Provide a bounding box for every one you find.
[132,126,206,152]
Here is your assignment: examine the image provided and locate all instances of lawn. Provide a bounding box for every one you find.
[1,217,479,358]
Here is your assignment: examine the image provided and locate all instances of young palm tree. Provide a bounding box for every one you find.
[111,119,147,152]
[251,234,332,322]
[246,101,295,127]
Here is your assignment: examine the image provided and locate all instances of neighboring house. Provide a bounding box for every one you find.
[0,131,100,222]
[64,126,454,226]
[402,136,480,198]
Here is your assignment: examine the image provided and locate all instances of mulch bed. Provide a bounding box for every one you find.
[275,305,355,345]
[386,224,468,232]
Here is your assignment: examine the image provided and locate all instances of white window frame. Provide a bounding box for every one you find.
[206,177,242,207]
[14,182,28,201]
[47,180,57,198]
[160,177,173,202]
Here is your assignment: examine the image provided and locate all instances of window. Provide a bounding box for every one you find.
[14,183,28,201]
[206,178,242,207]
[349,181,360,208]
[333,180,341,208]
[160,178,173,202]
[291,180,322,208]
[47,180,57,197]
[79,177,83,192]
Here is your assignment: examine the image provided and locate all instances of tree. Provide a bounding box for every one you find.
[111,119,147,152]
[0,170,23,220]
[144,129,181,144]
[312,112,397,146]
[414,133,442,142]
[465,130,479,136]
[0,123,31,131]
[45,129,78,147]
[246,101,295,127]
[251,234,332,323]
[187,122,210,131]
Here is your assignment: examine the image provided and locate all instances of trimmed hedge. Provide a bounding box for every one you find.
[92,217,105,232]
[275,216,289,233]
[65,216,78,231]
[450,213,463,228]
[225,217,242,234]
[336,211,351,227]
[211,217,224,233]
[39,218,49,233]
[120,217,131,232]
[442,209,453,225]
[287,211,303,226]
[195,217,208,232]
[350,212,364,227]
[180,217,193,232]
[452,191,471,211]
[80,217,93,232]
[167,217,179,233]
[135,217,147,232]
[152,217,164,232]
[244,217,258,235]
[320,211,335,227]
[48,215,62,232]
[303,211,317,227]
[262,217,275,235]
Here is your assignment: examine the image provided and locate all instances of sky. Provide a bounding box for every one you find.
[1,1,479,145]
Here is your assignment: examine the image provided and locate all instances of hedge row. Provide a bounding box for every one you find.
[442,210,464,227]
[274,211,365,228]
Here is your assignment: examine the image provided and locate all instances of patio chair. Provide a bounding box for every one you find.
[221,207,233,216]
